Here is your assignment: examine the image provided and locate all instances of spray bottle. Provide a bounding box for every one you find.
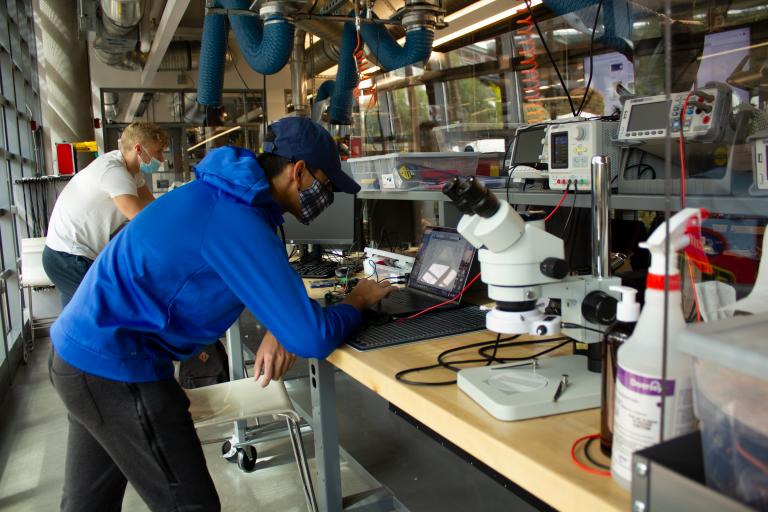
[600,285,640,456]
[611,208,711,489]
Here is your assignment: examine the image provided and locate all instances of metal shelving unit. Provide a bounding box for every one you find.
[357,190,768,216]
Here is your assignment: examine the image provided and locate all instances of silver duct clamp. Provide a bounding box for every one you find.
[400,0,444,30]
[260,0,304,20]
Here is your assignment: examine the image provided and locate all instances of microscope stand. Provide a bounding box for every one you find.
[457,355,601,421]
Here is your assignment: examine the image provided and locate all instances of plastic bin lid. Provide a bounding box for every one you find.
[678,312,768,381]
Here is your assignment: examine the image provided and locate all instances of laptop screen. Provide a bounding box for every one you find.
[407,227,476,300]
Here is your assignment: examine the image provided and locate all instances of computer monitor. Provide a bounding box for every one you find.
[282,162,356,246]
[510,125,547,167]
[697,27,751,103]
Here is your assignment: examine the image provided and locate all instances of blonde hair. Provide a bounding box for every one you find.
[121,122,169,149]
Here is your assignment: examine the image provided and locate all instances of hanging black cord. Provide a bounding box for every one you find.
[523,0,577,117]
[576,0,604,116]
[20,182,30,239]
[560,180,578,238]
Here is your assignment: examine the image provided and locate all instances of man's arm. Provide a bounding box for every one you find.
[136,184,155,207]
[111,194,144,220]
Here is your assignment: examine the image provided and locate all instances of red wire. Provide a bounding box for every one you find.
[570,433,611,477]
[401,273,482,321]
[678,91,695,209]
[686,256,702,322]
[543,187,570,223]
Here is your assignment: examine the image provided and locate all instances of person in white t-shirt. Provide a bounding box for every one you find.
[43,122,169,306]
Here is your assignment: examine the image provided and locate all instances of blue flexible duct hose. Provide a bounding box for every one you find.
[315,80,336,103]
[222,0,295,75]
[329,15,435,124]
[198,13,228,106]
[328,22,360,125]
[198,0,295,106]
[359,25,434,71]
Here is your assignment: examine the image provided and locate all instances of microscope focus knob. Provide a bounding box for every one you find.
[582,291,617,325]
[540,258,568,279]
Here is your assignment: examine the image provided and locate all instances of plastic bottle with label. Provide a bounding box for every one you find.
[600,285,640,456]
[611,208,709,489]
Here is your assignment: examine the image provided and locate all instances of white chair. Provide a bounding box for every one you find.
[19,237,55,363]
[185,378,318,512]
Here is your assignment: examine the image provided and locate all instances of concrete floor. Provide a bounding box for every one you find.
[0,339,536,511]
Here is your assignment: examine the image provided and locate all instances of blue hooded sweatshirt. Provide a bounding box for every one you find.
[50,146,361,383]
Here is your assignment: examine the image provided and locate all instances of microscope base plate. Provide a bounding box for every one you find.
[457,355,600,421]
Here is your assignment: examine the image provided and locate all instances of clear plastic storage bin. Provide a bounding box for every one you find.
[370,152,480,192]
[347,155,382,191]
[678,313,768,510]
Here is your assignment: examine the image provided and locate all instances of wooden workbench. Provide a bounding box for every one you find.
[328,331,629,511]
[304,278,629,511]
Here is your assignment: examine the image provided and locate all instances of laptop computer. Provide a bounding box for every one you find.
[371,226,477,317]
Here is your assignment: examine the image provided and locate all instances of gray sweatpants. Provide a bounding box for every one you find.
[49,349,220,511]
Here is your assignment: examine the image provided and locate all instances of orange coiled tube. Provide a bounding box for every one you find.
[517,16,548,123]
[353,28,378,110]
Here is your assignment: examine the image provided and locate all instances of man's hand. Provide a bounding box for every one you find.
[253,331,297,387]
[341,278,396,311]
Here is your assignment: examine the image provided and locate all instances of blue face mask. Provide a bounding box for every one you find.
[139,145,162,173]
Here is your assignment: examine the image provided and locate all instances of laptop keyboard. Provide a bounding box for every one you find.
[385,290,445,310]
[292,261,338,278]
[348,305,487,351]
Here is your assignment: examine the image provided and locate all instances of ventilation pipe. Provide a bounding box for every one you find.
[329,0,439,124]
[291,30,309,116]
[93,0,144,68]
[198,0,297,107]
[328,21,360,124]
[104,91,120,122]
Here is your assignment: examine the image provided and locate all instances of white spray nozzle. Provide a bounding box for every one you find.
[640,208,707,277]
[610,285,641,322]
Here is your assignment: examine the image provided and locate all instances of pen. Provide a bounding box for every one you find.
[552,374,569,402]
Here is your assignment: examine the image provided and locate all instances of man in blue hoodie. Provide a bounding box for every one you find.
[48,117,394,512]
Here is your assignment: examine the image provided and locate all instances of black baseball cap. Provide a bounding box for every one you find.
[263,117,360,194]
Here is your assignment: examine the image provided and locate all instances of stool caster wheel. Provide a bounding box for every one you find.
[236,445,257,473]
[221,440,238,463]
[22,344,29,365]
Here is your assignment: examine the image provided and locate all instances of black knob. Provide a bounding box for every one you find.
[540,258,568,279]
[581,291,617,325]
[536,325,548,336]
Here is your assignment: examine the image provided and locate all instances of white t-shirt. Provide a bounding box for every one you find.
[46,150,146,260]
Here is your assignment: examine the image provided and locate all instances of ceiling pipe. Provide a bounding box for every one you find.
[93,0,144,68]
[198,0,297,106]
[291,29,310,116]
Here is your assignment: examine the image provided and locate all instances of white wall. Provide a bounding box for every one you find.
[88,34,294,152]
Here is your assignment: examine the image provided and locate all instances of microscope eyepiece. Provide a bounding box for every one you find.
[441,176,500,218]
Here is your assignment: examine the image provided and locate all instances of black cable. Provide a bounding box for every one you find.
[476,339,570,361]
[396,335,571,386]
[523,0,577,117]
[560,181,577,238]
[506,164,519,205]
[395,334,512,386]
[561,322,605,334]
[230,46,252,90]
[584,437,610,470]
[576,0,604,116]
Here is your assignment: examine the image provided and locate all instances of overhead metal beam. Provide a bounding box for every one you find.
[122,0,192,122]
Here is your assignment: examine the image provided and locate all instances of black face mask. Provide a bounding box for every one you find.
[297,172,334,225]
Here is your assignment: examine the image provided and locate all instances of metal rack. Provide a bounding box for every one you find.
[358,190,768,216]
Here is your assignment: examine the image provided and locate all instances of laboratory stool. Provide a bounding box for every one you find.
[185,378,318,512]
[19,237,55,363]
